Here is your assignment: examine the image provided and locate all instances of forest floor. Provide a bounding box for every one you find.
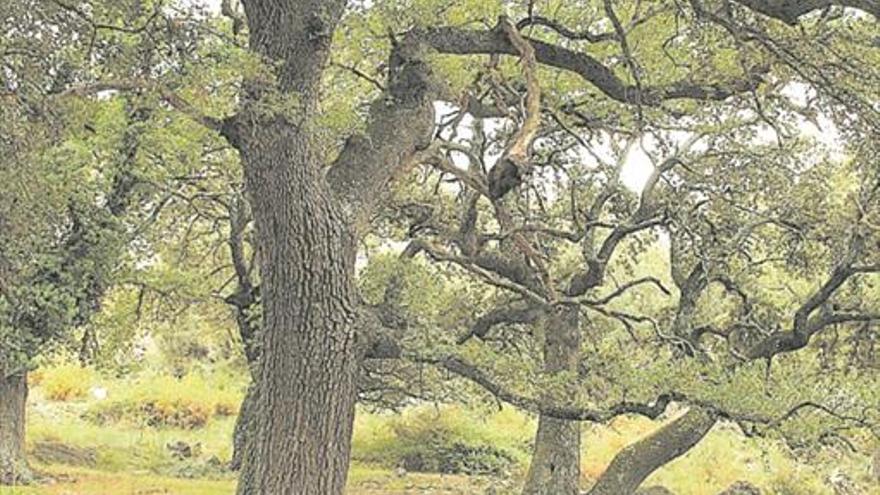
[0,364,876,495]
[0,465,493,495]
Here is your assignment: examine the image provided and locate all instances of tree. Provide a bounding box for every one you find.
[17,1,878,494]
[355,1,880,493]
[227,3,768,491]
[0,96,147,483]
[1,0,215,481]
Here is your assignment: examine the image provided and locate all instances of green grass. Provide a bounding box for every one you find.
[0,465,501,495]
[27,373,239,475]
[0,466,235,495]
[9,364,877,495]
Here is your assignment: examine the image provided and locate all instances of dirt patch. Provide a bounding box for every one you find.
[31,441,98,468]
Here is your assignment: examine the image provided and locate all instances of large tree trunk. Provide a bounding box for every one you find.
[234,122,360,495]
[0,372,33,485]
[522,308,582,495]
[232,2,357,493]
[230,2,436,491]
[587,408,717,495]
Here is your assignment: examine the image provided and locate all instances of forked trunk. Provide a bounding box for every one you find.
[587,407,716,495]
[0,372,32,485]
[522,308,582,495]
[235,125,360,495]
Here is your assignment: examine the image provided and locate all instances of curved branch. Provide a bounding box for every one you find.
[731,0,879,25]
[587,407,717,495]
[486,17,542,200]
[456,304,544,344]
[745,250,880,360]
[583,277,672,307]
[416,20,762,106]
[419,356,679,422]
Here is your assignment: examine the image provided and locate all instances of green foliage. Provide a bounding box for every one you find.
[40,363,97,402]
[2,0,879,492]
[352,406,532,475]
[85,373,242,430]
[21,371,877,494]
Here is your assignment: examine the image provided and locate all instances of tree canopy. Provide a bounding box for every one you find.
[2,0,878,493]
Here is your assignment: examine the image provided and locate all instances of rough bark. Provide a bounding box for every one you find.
[522,413,582,495]
[229,381,257,472]
[522,308,582,495]
[0,372,32,485]
[229,1,440,491]
[587,408,716,495]
[231,2,360,493]
[234,120,360,495]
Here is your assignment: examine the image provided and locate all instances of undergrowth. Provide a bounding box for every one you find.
[17,364,879,495]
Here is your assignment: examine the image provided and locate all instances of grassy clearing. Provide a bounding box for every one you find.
[0,465,501,495]
[10,365,878,495]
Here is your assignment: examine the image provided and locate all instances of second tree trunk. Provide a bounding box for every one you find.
[0,372,32,485]
[522,308,582,495]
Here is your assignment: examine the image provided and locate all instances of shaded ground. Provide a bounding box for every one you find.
[0,465,498,495]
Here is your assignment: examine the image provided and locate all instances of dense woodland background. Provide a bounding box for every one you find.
[1,0,879,494]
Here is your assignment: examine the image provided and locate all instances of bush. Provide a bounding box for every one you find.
[41,364,96,401]
[397,441,515,475]
[86,373,241,429]
[353,407,524,476]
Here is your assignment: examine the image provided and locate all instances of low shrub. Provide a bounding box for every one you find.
[397,440,515,475]
[85,373,241,429]
[41,364,96,401]
[90,399,212,429]
[166,456,230,480]
[353,406,526,476]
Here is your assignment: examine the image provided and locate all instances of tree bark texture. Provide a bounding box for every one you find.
[0,372,32,485]
[234,122,359,495]
[230,380,258,472]
[522,308,582,495]
[231,1,437,491]
[232,2,359,493]
[587,407,716,495]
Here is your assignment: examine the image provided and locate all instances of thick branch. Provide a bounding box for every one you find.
[485,17,542,201]
[456,304,544,344]
[745,254,879,360]
[587,408,716,495]
[326,38,436,232]
[731,0,879,25]
[417,21,761,106]
[362,316,678,422]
